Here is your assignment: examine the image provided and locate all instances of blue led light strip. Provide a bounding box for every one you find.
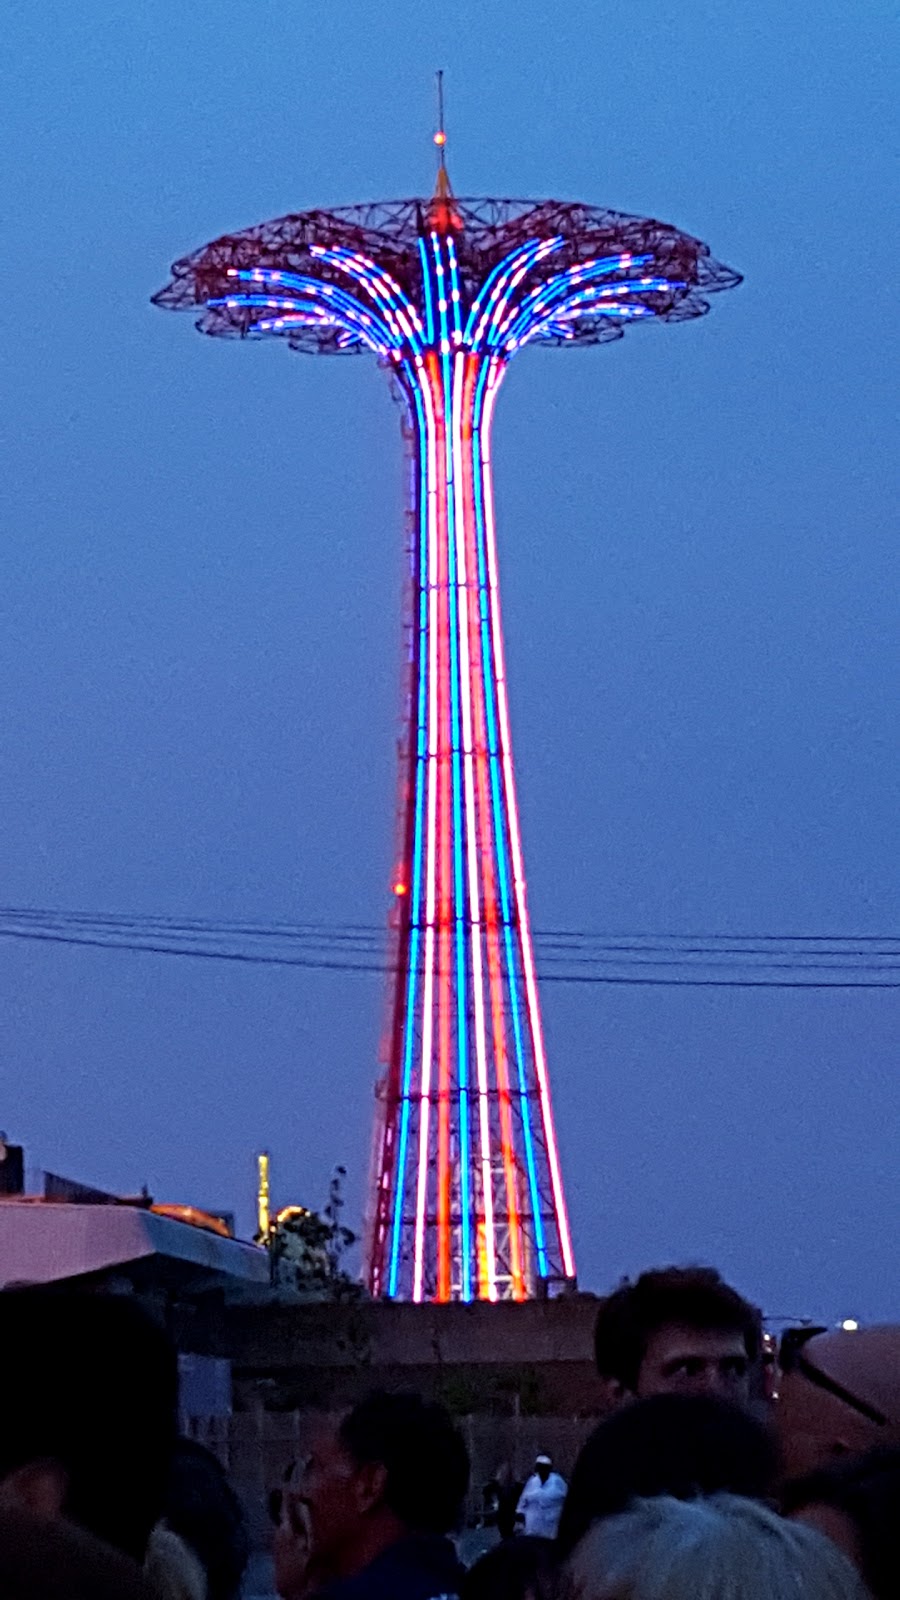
[312,246,421,321]
[482,240,565,352]
[446,236,463,344]
[470,356,548,1279]
[309,246,425,353]
[499,254,654,347]
[432,232,472,1299]
[387,361,431,1298]
[224,269,395,354]
[418,238,437,345]
[464,238,563,350]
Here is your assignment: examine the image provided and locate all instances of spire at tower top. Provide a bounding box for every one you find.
[429,70,462,233]
[434,70,448,169]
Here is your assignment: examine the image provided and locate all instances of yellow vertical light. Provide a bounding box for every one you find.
[257,1151,271,1242]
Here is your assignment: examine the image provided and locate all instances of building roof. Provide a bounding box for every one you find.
[0,1200,269,1291]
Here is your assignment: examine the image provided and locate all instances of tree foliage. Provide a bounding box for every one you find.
[265,1166,363,1301]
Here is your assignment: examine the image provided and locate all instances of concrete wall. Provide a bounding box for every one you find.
[178,1295,603,1417]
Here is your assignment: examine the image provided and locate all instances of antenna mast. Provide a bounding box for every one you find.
[434,69,447,173]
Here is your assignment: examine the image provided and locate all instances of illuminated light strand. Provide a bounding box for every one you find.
[432,341,452,1301]
[418,238,437,345]
[498,253,652,346]
[485,244,565,350]
[470,241,551,349]
[511,298,657,353]
[467,355,522,1297]
[232,260,393,338]
[478,240,563,352]
[476,359,547,1282]
[411,354,441,1304]
[463,239,542,338]
[311,244,426,345]
[331,253,423,353]
[422,234,454,1301]
[452,349,496,1301]
[226,265,396,340]
[221,270,393,355]
[424,337,454,1303]
[386,361,431,1298]
[499,254,640,342]
[446,236,464,345]
[465,237,562,349]
[433,236,472,1301]
[481,377,575,1280]
[253,318,359,342]
[209,295,333,314]
[436,358,452,1303]
[471,356,527,1302]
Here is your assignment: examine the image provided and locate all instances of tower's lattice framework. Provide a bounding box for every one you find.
[154,178,740,1302]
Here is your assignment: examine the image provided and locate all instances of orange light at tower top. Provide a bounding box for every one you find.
[153,107,741,1302]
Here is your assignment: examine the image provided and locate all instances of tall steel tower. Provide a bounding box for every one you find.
[153,118,740,1303]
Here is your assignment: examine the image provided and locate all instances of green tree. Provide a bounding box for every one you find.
[266,1167,362,1301]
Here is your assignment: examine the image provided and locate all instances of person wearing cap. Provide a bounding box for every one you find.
[777,1324,900,1480]
[515,1454,567,1539]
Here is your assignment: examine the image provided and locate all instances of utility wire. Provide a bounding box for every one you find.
[0,906,898,989]
[3,906,900,949]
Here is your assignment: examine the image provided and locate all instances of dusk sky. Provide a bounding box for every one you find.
[2,0,897,1322]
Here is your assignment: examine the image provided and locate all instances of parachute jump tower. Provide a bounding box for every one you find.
[153,91,740,1303]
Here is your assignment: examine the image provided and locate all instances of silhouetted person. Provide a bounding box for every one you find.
[159,1439,249,1600]
[462,1535,556,1600]
[0,1287,178,1562]
[783,1445,900,1600]
[277,1392,469,1600]
[494,1465,525,1541]
[593,1267,762,1409]
[556,1393,779,1556]
[0,1503,160,1600]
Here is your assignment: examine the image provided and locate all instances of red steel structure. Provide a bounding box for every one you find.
[153,149,740,1303]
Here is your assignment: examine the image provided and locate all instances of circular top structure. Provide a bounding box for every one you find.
[153,197,741,358]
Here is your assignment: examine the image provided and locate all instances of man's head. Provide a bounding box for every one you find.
[782,1446,900,1598]
[296,1393,469,1582]
[593,1267,762,1407]
[556,1394,779,1557]
[534,1454,552,1485]
[777,1326,900,1480]
[0,1287,178,1560]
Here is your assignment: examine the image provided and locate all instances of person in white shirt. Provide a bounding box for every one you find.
[515,1454,568,1540]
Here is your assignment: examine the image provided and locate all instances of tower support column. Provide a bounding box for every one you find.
[370,341,574,1303]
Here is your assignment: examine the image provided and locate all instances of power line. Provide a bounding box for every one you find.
[3,905,900,948]
[0,907,898,989]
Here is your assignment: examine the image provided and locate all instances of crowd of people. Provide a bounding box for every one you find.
[0,1269,898,1598]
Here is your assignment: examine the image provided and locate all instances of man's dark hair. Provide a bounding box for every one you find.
[461,1536,557,1600]
[165,1439,249,1600]
[593,1266,762,1390]
[782,1446,900,1600]
[0,1288,178,1560]
[556,1393,779,1556]
[339,1392,469,1535]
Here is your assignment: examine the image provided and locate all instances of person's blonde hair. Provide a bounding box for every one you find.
[561,1493,868,1600]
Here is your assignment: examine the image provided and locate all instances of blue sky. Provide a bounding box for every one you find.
[1,0,897,1319]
